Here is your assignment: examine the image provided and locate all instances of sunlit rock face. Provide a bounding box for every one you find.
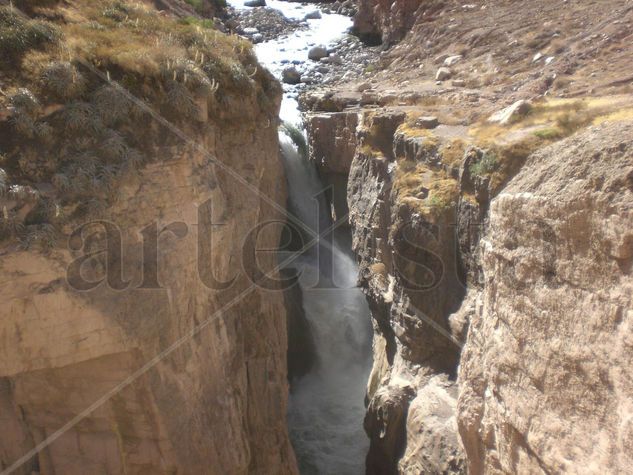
[458,121,633,474]
[0,72,298,475]
[327,94,633,474]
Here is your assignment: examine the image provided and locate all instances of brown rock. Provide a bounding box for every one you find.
[415,116,439,129]
[0,75,297,475]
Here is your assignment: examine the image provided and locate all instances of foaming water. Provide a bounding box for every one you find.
[226,1,372,471]
[280,135,372,474]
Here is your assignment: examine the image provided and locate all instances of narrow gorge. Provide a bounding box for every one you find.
[1,0,632,474]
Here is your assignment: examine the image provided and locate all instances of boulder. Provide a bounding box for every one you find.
[304,10,322,20]
[282,67,302,84]
[308,46,328,61]
[244,0,265,6]
[436,67,452,81]
[322,54,343,65]
[414,116,439,129]
[487,99,531,125]
[444,55,463,66]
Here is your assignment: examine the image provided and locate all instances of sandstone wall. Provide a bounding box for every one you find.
[306,111,359,224]
[0,95,298,474]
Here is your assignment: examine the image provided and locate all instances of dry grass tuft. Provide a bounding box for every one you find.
[394,160,459,220]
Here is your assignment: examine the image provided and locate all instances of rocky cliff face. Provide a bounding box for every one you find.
[302,0,633,471]
[308,107,470,473]
[0,2,297,474]
[305,96,632,474]
[458,121,633,474]
[353,0,449,46]
[0,98,298,475]
[353,0,425,45]
[306,111,359,225]
[347,110,468,474]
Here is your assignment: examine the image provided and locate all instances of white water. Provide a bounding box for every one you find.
[225,1,373,472]
[280,127,372,475]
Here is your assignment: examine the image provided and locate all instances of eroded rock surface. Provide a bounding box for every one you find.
[0,113,298,475]
[0,3,297,471]
[346,110,467,474]
[458,121,633,474]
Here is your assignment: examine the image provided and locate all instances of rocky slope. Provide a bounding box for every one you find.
[0,1,297,473]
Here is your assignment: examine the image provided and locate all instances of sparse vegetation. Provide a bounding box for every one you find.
[394,159,458,221]
[440,138,467,167]
[533,127,562,141]
[469,150,498,177]
[0,0,277,249]
[0,5,60,65]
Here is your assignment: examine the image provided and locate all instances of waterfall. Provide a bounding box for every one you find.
[223,0,373,470]
[280,131,373,474]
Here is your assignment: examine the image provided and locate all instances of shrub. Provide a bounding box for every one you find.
[0,6,60,63]
[11,112,36,138]
[11,88,40,115]
[469,151,498,177]
[41,62,87,101]
[60,102,103,135]
[34,121,55,145]
[19,223,57,250]
[165,80,198,118]
[92,85,132,126]
[556,112,586,135]
[99,130,129,162]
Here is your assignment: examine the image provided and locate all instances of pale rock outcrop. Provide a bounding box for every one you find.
[487,100,531,125]
[458,121,633,474]
[436,67,452,81]
[399,375,466,474]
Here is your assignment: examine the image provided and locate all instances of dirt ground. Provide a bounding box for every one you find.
[312,0,633,126]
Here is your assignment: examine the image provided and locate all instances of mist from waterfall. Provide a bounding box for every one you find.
[280,133,373,474]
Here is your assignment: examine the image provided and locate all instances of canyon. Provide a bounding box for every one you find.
[1,0,632,474]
